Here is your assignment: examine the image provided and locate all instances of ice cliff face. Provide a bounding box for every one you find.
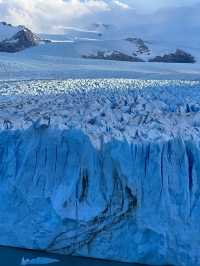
[0,79,200,266]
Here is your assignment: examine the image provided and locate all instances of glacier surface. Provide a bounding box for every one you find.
[0,79,200,266]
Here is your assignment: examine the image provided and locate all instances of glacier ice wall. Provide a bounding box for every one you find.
[0,126,200,266]
[1,79,200,266]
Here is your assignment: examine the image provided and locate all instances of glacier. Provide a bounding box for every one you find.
[0,79,200,266]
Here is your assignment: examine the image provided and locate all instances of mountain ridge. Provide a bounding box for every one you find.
[0,22,40,52]
[0,18,198,63]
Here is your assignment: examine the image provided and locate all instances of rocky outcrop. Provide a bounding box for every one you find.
[0,21,13,27]
[149,49,195,63]
[0,28,39,53]
[82,50,144,62]
[126,37,151,55]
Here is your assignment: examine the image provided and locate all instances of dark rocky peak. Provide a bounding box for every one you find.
[0,21,13,27]
[13,28,40,46]
[126,37,150,55]
[0,28,40,53]
[82,50,144,62]
[149,49,195,63]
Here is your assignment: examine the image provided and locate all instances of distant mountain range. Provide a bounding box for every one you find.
[0,17,198,63]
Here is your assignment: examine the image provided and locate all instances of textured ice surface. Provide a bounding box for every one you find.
[0,79,200,266]
[0,79,200,146]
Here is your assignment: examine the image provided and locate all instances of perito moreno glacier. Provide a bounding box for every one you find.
[0,79,200,266]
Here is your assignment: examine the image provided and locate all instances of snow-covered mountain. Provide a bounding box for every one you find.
[0,22,24,41]
[0,22,40,52]
[0,14,198,63]
[0,6,199,81]
[38,22,197,63]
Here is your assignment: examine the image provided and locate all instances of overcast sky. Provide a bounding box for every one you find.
[0,0,199,33]
[125,0,200,10]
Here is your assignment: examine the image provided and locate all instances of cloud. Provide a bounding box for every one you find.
[0,0,200,33]
[113,0,130,9]
[0,0,110,33]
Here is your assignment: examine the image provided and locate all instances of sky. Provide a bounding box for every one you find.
[0,0,199,33]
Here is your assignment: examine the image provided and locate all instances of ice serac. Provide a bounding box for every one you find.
[0,125,199,266]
